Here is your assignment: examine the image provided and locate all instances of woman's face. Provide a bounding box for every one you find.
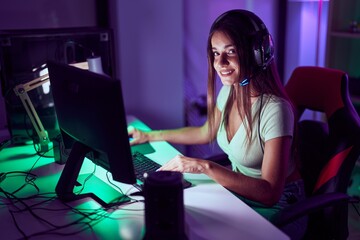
[211,31,241,86]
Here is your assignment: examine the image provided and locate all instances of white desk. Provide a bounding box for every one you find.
[0,117,289,240]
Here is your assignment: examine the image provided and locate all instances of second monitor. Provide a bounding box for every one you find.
[48,60,136,207]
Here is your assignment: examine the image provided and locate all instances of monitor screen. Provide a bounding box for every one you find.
[47,60,136,207]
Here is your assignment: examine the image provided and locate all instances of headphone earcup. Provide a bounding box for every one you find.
[253,36,263,67]
[253,33,274,69]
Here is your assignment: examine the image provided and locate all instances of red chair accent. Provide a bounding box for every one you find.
[275,66,360,240]
[313,146,353,193]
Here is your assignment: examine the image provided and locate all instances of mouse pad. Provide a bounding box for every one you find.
[131,142,156,155]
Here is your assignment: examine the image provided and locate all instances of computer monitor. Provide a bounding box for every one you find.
[47,60,136,207]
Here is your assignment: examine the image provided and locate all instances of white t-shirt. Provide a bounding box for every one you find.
[216,85,295,178]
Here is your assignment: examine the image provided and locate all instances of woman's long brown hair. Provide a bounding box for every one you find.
[206,10,295,148]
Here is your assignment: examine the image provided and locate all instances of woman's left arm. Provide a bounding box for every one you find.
[159,135,291,206]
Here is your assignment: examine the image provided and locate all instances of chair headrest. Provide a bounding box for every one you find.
[285,66,351,119]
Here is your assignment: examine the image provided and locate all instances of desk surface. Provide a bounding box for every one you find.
[0,117,289,240]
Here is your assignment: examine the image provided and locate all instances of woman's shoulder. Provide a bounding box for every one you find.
[264,94,292,107]
[262,94,294,115]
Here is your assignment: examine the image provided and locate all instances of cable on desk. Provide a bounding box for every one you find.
[0,171,39,200]
[105,171,145,207]
[1,188,62,238]
[1,187,100,239]
[105,170,125,195]
[0,139,11,152]
[0,172,6,182]
[25,147,52,181]
[0,167,94,238]
[1,182,143,239]
[73,162,97,196]
[0,150,145,239]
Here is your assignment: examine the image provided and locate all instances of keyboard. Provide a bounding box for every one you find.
[132,151,192,189]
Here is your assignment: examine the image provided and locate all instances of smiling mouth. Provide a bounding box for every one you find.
[220,70,234,76]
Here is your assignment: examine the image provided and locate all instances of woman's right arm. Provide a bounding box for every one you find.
[128,107,221,146]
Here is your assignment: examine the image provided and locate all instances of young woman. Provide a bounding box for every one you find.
[128,9,306,238]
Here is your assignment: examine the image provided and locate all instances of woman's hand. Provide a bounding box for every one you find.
[127,126,149,145]
[159,154,208,174]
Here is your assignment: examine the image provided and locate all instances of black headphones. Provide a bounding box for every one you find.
[212,9,274,70]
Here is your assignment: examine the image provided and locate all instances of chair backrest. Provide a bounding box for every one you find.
[285,66,360,196]
[284,66,360,240]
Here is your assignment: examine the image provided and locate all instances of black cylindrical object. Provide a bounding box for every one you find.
[144,171,187,240]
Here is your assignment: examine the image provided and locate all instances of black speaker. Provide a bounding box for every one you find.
[144,171,187,240]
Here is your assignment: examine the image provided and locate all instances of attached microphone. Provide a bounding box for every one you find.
[239,78,250,86]
[239,67,265,87]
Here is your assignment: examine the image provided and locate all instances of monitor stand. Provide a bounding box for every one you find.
[55,141,131,208]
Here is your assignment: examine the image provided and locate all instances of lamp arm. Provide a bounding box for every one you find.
[12,61,89,153]
[14,75,50,152]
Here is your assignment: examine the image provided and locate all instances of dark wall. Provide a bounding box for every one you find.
[0,0,108,135]
[0,0,99,30]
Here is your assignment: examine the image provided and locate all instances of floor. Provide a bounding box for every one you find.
[348,162,360,240]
